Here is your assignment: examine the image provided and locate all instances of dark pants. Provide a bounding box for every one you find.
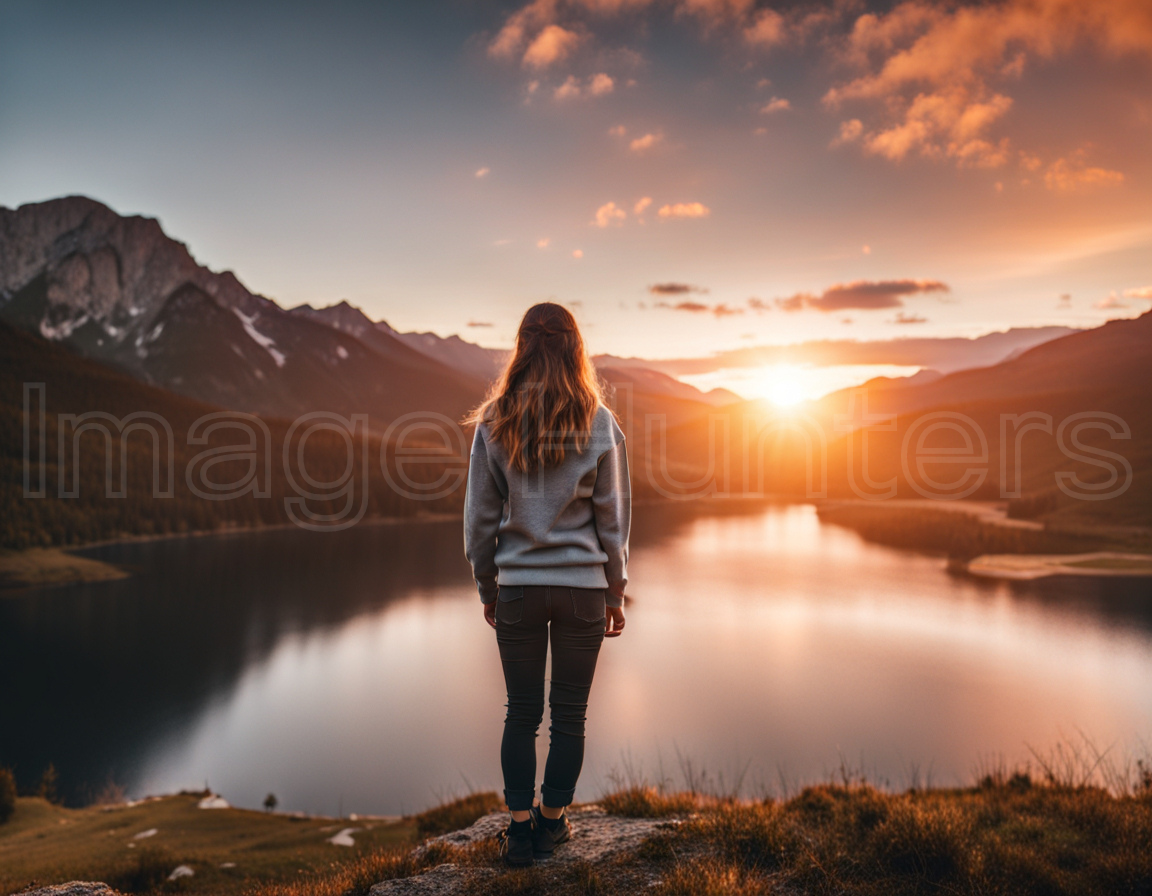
[494,584,606,811]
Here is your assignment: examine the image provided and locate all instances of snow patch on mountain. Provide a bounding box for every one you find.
[232,307,286,368]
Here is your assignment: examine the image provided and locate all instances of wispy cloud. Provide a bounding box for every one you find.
[776,278,950,312]
[760,96,791,114]
[554,72,615,99]
[475,167,491,178]
[658,201,711,219]
[654,298,743,317]
[467,320,495,327]
[649,282,709,295]
[1123,285,1152,299]
[1094,291,1128,310]
[1044,155,1125,191]
[629,132,662,152]
[593,201,627,227]
[633,196,652,215]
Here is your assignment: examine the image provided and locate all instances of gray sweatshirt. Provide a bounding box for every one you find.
[464,403,630,606]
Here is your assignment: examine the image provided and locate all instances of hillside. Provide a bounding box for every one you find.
[0,322,466,551]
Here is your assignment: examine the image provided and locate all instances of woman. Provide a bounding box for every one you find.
[463,302,630,866]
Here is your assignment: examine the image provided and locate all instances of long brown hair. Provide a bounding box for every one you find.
[464,302,607,473]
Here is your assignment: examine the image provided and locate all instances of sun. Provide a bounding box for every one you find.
[755,364,808,408]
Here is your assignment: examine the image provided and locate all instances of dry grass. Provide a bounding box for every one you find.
[599,786,700,818]
[634,780,1152,896]
[413,791,504,839]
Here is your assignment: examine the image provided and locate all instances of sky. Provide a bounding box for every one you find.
[2,0,1151,399]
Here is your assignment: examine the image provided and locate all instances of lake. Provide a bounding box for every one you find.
[2,501,1150,816]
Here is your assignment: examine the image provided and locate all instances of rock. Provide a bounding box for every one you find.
[17,884,119,896]
[369,864,496,896]
[419,804,679,865]
[327,826,360,847]
[370,805,682,894]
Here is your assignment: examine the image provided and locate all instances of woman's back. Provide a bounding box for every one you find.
[464,402,630,604]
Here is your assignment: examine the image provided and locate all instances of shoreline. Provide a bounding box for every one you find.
[0,511,463,593]
[967,551,1152,579]
[5,496,1147,594]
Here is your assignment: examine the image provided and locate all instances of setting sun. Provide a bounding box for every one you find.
[758,364,808,407]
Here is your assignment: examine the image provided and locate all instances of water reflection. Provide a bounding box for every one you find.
[1,503,1148,814]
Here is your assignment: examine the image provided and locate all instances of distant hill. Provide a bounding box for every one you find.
[0,321,474,550]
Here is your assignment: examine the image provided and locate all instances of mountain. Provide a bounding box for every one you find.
[597,327,1081,382]
[392,329,507,381]
[0,320,471,550]
[0,197,485,427]
[815,311,1152,422]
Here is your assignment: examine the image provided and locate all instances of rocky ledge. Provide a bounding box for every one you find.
[369,805,682,895]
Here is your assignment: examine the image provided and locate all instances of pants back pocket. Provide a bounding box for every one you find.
[571,587,606,623]
[496,585,525,625]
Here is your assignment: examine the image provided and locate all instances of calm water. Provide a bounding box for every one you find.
[2,502,1150,815]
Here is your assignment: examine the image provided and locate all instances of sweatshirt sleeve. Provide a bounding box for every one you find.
[592,435,631,607]
[463,426,504,603]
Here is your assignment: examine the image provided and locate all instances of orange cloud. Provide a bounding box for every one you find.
[523,23,582,68]
[475,167,491,178]
[1123,286,1152,299]
[826,0,1152,171]
[861,86,1013,167]
[629,132,662,152]
[488,0,555,61]
[658,201,711,219]
[1095,291,1128,310]
[554,72,614,99]
[760,96,791,114]
[1043,156,1125,191]
[744,8,785,47]
[588,72,615,95]
[593,201,627,227]
[654,298,743,317]
[633,196,652,215]
[831,118,864,146]
[777,278,950,312]
[649,282,709,295]
[554,75,582,99]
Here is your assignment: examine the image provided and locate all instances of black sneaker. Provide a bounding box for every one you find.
[530,805,572,859]
[497,816,535,867]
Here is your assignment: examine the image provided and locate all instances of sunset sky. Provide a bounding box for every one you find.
[2,0,1150,399]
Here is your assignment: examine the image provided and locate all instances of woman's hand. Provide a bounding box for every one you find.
[483,601,497,628]
[605,606,625,638]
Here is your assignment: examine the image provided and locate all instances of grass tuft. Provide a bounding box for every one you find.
[412,791,503,839]
[599,786,699,818]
